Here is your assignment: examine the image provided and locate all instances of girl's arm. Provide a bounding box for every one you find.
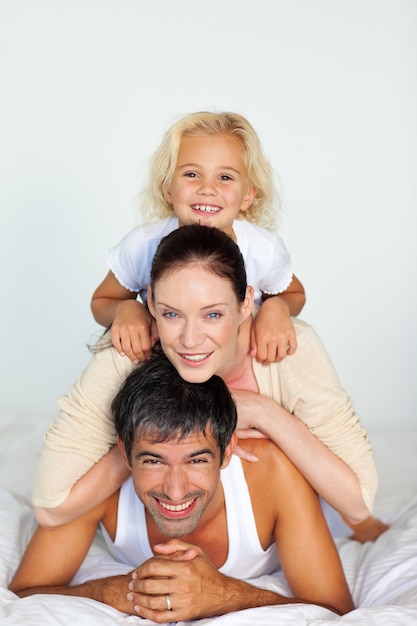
[250,274,306,363]
[263,273,306,316]
[91,270,158,363]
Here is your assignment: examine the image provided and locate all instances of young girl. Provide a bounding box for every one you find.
[91,111,305,365]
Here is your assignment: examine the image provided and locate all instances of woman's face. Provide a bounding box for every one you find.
[148,264,253,383]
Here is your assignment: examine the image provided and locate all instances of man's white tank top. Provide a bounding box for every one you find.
[101,455,279,579]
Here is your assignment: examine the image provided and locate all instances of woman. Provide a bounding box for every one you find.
[33,225,382,539]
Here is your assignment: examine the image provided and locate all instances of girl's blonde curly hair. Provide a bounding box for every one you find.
[139,111,281,230]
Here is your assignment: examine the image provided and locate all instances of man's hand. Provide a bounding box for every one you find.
[126,539,235,623]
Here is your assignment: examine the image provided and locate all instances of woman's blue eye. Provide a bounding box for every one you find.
[207,312,220,319]
[164,312,178,318]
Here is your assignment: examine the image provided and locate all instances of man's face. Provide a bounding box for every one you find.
[127,429,233,538]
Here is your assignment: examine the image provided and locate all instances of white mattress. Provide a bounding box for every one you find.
[1,414,417,625]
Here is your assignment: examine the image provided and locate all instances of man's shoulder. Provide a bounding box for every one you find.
[243,440,308,495]
[242,439,295,484]
[100,489,121,540]
[240,441,305,531]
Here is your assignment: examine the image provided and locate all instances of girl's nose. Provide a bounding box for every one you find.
[197,178,217,196]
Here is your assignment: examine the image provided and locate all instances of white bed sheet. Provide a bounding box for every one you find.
[1,414,417,625]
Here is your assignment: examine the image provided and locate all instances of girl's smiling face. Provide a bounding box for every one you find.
[164,134,256,237]
[148,263,253,383]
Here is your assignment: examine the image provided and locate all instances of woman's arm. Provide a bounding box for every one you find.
[233,388,368,524]
[32,340,137,526]
[34,445,130,528]
[244,317,378,523]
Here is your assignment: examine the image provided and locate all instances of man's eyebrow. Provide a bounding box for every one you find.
[135,447,215,460]
[135,450,164,460]
[188,448,215,459]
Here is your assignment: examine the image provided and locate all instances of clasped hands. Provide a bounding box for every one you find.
[122,539,230,623]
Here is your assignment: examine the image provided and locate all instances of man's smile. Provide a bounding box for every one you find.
[157,497,197,513]
[154,495,200,521]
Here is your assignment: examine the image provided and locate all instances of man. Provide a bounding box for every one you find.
[9,354,354,621]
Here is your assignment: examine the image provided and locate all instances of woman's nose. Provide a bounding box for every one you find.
[180,321,203,348]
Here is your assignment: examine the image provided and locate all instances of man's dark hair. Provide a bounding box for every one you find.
[112,352,237,463]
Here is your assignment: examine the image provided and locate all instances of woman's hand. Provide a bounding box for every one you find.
[231,388,283,434]
[232,436,265,463]
[230,389,276,462]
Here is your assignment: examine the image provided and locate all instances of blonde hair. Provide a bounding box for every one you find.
[139,111,281,230]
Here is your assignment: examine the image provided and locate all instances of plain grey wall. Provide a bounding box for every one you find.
[1,0,416,430]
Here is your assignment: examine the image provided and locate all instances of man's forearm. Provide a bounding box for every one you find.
[130,572,344,622]
[10,574,135,615]
[218,577,343,617]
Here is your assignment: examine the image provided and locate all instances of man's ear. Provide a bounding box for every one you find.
[221,432,238,469]
[116,436,131,469]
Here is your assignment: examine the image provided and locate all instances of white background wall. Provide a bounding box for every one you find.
[1,0,416,430]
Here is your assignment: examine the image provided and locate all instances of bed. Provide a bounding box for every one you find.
[1,414,417,625]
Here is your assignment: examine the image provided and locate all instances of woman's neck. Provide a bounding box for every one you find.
[219,319,259,393]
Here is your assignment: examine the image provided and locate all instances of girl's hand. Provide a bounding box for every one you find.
[250,296,297,364]
[111,301,159,363]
